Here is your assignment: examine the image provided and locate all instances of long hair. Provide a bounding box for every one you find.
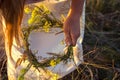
[0,0,25,61]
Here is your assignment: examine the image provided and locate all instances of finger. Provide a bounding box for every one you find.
[71,33,80,46]
[64,32,72,46]
[71,35,77,46]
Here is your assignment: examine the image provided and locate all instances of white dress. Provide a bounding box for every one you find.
[3,0,85,80]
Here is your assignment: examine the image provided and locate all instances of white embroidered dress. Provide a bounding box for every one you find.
[3,0,85,80]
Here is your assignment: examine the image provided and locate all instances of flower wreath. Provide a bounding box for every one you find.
[16,4,74,79]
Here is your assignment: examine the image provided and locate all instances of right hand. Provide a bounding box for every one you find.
[63,14,80,46]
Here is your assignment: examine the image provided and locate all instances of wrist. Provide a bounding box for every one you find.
[67,9,81,20]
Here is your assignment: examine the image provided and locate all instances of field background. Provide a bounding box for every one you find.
[0,0,120,80]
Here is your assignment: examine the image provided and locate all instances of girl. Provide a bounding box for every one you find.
[0,0,85,79]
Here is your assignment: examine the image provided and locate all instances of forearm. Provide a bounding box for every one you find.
[68,0,85,18]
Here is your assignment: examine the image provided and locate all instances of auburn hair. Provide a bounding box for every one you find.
[0,0,25,61]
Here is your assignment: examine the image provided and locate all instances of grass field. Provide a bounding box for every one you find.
[0,0,120,80]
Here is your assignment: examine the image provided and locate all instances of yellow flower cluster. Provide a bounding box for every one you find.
[26,5,53,33]
[43,21,51,32]
[28,7,38,25]
[50,60,57,67]
[24,7,31,14]
[50,58,61,67]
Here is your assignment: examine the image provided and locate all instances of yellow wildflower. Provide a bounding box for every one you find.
[24,7,31,14]
[50,60,56,67]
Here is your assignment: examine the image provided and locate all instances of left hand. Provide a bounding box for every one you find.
[63,14,80,46]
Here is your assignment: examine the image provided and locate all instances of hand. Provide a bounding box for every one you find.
[63,14,80,46]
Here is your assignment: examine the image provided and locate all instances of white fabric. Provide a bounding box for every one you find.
[4,0,86,80]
